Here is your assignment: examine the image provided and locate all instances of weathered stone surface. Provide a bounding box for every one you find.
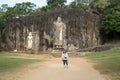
[78,44,120,52]
[1,9,101,52]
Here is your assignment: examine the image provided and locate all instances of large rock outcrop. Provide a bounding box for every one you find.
[1,9,101,52]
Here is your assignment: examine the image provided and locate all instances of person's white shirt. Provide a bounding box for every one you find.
[62,52,68,60]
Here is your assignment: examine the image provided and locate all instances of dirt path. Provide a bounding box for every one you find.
[16,58,106,80]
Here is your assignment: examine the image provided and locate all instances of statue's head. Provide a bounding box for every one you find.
[57,16,62,22]
[29,32,32,36]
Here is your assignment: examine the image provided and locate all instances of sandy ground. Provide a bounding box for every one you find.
[4,57,107,80]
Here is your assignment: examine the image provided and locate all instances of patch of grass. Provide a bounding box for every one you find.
[85,49,120,80]
[0,52,43,72]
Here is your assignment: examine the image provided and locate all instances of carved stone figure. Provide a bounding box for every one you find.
[27,32,33,49]
[54,16,66,46]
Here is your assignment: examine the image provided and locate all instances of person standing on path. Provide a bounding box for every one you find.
[61,51,68,68]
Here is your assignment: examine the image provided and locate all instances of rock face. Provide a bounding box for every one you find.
[1,9,101,52]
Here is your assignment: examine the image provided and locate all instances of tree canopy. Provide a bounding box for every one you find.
[101,0,120,34]
[47,0,67,9]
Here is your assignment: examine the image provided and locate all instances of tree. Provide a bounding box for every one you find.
[109,0,120,6]
[13,2,36,17]
[101,0,120,41]
[0,4,8,12]
[102,4,120,34]
[69,1,77,8]
[90,0,110,14]
[68,0,91,10]
[75,0,92,5]
[47,0,67,9]
[0,4,9,47]
[0,4,8,31]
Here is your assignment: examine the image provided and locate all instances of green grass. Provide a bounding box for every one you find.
[85,48,120,80]
[0,52,43,72]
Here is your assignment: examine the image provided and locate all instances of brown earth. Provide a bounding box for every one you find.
[0,54,109,80]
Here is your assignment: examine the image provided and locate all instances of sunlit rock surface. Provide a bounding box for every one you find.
[1,9,101,52]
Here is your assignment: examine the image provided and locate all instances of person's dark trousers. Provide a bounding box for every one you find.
[63,60,68,66]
